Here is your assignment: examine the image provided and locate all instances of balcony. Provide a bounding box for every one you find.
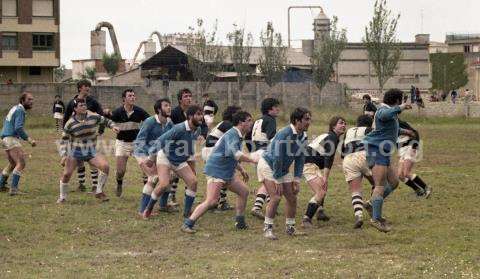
[0,50,59,67]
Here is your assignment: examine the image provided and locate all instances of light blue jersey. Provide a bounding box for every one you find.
[1,104,29,140]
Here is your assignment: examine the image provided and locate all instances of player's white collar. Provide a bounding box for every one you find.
[233,127,243,138]
[184,120,191,131]
[290,124,298,135]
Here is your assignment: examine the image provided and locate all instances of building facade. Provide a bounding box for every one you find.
[0,0,60,83]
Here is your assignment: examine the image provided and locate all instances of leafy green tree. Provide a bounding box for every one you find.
[430,53,468,94]
[102,53,121,77]
[363,0,402,93]
[258,22,287,88]
[311,16,347,92]
[227,24,253,93]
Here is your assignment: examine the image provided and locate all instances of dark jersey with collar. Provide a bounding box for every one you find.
[305,131,340,169]
[205,121,233,147]
[171,106,187,124]
[53,100,65,114]
[363,101,377,115]
[110,105,150,142]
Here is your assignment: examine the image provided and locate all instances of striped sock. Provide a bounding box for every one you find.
[351,192,364,218]
[253,194,267,210]
[91,169,99,188]
[77,166,86,186]
[264,217,274,230]
[142,175,148,185]
[170,183,178,200]
[219,187,228,205]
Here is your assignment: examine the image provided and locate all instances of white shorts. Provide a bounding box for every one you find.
[1,137,22,150]
[53,112,64,120]
[342,151,372,182]
[115,140,134,157]
[206,176,228,185]
[201,146,213,162]
[249,149,265,163]
[303,163,324,182]
[398,146,421,163]
[257,157,293,184]
[156,150,190,172]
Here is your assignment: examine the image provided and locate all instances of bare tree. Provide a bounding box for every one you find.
[311,16,347,92]
[258,22,287,88]
[186,18,225,95]
[227,24,253,95]
[363,0,402,94]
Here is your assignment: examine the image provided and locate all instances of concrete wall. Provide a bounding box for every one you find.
[0,81,346,115]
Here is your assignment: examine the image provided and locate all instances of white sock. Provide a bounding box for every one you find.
[286,218,296,226]
[59,181,68,199]
[142,184,153,195]
[96,171,108,194]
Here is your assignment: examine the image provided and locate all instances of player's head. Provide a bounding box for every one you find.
[290,107,311,132]
[154,98,171,118]
[19,92,34,110]
[383,89,404,106]
[261,98,280,117]
[186,105,203,127]
[356,115,373,128]
[54,95,61,101]
[73,98,87,114]
[77,79,91,94]
[329,116,347,135]
[362,94,371,103]
[177,88,192,107]
[122,89,136,105]
[232,111,253,133]
[222,105,241,122]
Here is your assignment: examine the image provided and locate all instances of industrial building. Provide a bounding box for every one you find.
[132,9,431,92]
[0,0,60,83]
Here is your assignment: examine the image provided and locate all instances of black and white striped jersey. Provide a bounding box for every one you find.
[305,131,340,169]
[205,121,233,148]
[341,126,372,157]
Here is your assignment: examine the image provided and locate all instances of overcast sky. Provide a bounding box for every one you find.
[61,0,480,67]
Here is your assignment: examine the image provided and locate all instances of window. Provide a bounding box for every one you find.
[464,45,471,53]
[29,67,42,76]
[32,33,54,51]
[32,0,53,17]
[1,0,18,16]
[1,33,18,50]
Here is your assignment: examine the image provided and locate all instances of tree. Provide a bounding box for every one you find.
[227,24,253,93]
[102,53,121,77]
[430,53,468,94]
[186,18,225,95]
[82,66,97,83]
[258,22,287,88]
[311,16,347,92]
[363,0,402,94]
[54,64,66,82]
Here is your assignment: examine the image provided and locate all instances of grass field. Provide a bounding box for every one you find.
[0,110,479,278]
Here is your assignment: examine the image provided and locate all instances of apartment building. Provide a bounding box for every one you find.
[0,0,60,83]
